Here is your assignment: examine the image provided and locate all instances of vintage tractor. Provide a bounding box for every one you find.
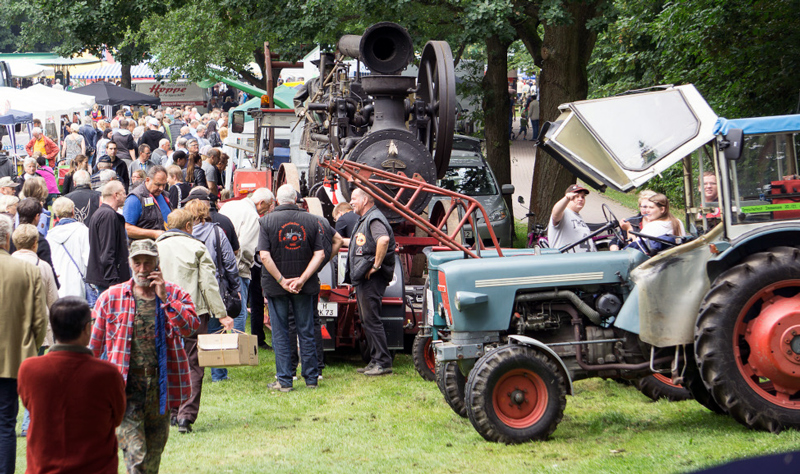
[432,84,800,442]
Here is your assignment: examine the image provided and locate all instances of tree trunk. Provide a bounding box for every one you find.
[120,63,132,89]
[482,35,514,217]
[527,1,603,227]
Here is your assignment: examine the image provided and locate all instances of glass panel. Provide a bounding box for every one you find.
[556,115,631,188]
[572,90,699,171]
[439,166,497,196]
[728,133,800,225]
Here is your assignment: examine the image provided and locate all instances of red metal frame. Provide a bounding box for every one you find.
[319,155,504,258]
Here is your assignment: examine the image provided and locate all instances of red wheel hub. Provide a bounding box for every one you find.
[424,338,436,371]
[492,369,548,428]
[736,281,800,408]
[653,373,682,388]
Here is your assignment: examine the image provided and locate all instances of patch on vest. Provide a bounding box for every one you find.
[355,233,366,246]
[279,221,306,250]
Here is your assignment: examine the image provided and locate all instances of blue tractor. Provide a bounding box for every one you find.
[431,84,800,442]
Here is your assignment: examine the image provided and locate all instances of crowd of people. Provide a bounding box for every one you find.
[0,100,401,473]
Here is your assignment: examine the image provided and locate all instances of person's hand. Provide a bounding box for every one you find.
[281,277,299,294]
[619,220,632,232]
[565,191,579,202]
[366,266,378,280]
[219,316,234,331]
[148,270,168,301]
[288,277,306,293]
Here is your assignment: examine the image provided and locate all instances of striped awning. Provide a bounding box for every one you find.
[72,62,188,80]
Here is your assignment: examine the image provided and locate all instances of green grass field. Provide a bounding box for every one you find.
[15,343,800,473]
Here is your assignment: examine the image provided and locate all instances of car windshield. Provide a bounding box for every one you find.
[452,136,482,153]
[439,166,497,196]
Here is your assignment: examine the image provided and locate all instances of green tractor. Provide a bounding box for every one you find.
[430,84,800,442]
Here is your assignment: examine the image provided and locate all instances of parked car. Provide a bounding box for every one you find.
[432,135,515,247]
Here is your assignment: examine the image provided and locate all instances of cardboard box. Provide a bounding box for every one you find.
[198,332,259,367]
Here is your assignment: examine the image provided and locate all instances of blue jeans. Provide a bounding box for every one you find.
[207,276,250,382]
[0,378,18,474]
[267,293,318,388]
[85,283,99,309]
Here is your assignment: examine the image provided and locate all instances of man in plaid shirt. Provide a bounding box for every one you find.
[89,239,199,474]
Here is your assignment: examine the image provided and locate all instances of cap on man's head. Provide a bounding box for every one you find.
[97,155,112,163]
[146,117,159,127]
[129,239,159,258]
[180,187,212,204]
[565,184,589,195]
[0,177,19,188]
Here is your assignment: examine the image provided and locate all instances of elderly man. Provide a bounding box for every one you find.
[124,165,172,240]
[0,214,48,473]
[89,239,200,473]
[86,180,130,296]
[0,177,19,196]
[152,138,171,166]
[25,128,58,167]
[18,297,125,474]
[129,144,156,178]
[258,184,324,391]
[220,188,274,347]
[547,184,596,253]
[156,209,233,432]
[347,188,396,376]
[64,170,100,224]
[47,197,92,301]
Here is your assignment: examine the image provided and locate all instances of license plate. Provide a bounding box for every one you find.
[318,301,338,317]
[463,230,473,239]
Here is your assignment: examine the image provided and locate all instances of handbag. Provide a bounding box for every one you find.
[213,225,242,317]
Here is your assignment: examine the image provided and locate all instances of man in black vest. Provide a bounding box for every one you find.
[64,170,101,224]
[123,165,172,241]
[257,184,325,391]
[347,188,395,376]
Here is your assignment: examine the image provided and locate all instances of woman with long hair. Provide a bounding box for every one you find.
[61,154,90,194]
[620,193,684,253]
[186,150,207,188]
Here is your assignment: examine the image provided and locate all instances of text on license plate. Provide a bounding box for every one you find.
[318,301,338,317]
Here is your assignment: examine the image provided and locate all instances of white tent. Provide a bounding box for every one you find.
[24,84,96,110]
[5,60,55,78]
[0,86,95,143]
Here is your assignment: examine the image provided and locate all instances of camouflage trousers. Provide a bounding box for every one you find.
[117,372,170,474]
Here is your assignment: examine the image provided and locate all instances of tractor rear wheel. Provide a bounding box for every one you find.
[635,374,693,402]
[465,345,566,443]
[412,333,436,382]
[436,361,467,418]
[695,247,800,433]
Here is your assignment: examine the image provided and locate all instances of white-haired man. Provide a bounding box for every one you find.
[25,128,58,168]
[152,138,171,166]
[258,184,324,390]
[46,197,93,302]
[64,170,101,224]
[220,188,274,347]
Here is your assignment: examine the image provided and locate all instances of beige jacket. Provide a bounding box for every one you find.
[156,230,226,318]
[13,249,58,346]
[0,249,48,378]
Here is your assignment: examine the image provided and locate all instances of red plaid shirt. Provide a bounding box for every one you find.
[89,279,199,409]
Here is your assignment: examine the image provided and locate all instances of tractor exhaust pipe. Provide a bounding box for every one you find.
[337,22,413,75]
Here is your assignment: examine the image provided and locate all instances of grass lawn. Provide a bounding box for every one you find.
[15,340,800,473]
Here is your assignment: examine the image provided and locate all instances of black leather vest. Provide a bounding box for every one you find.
[347,206,395,285]
[130,182,169,231]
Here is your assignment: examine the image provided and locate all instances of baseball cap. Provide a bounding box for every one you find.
[129,239,159,258]
[180,187,212,204]
[97,155,112,163]
[0,176,19,188]
[565,184,589,195]
[146,117,159,127]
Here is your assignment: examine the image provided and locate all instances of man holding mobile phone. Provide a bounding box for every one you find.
[89,239,200,474]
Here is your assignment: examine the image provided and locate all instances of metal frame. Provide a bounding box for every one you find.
[319,155,504,258]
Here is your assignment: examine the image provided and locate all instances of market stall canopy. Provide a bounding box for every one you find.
[0,109,33,126]
[71,81,161,106]
[4,60,54,78]
[25,84,96,109]
[0,86,87,121]
[71,62,188,80]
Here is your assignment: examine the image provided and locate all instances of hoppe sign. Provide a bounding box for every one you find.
[134,81,208,108]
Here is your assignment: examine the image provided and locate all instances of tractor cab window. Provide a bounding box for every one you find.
[727,132,800,225]
[439,166,497,196]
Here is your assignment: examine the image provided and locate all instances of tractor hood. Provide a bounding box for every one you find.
[539,85,718,192]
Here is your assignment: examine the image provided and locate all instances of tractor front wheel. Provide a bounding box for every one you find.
[696,247,800,432]
[635,374,693,402]
[465,345,566,443]
[412,333,436,382]
[436,361,467,417]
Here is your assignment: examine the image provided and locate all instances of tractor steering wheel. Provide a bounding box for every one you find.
[602,203,626,245]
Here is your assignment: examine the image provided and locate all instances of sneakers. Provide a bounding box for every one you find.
[268,381,293,392]
[356,363,376,374]
[364,366,392,376]
[177,419,193,434]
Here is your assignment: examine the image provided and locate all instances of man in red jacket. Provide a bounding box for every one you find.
[24,128,59,168]
[18,296,126,474]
